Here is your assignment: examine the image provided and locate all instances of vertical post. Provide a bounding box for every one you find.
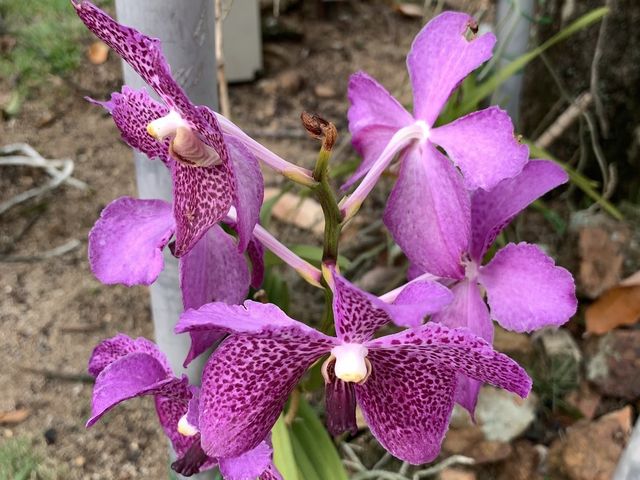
[114,2,217,478]
[492,0,534,126]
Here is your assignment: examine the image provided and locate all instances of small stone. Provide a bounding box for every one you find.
[439,467,476,480]
[276,69,304,94]
[3,429,13,438]
[314,83,336,98]
[443,426,484,454]
[469,440,512,464]
[493,326,533,359]
[73,455,86,467]
[548,406,632,480]
[587,330,640,400]
[497,441,544,480]
[476,386,538,442]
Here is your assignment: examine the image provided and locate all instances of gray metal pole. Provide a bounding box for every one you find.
[492,0,534,127]
[114,1,217,478]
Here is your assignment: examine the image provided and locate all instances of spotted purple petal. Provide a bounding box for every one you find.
[224,132,264,252]
[430,106,528,191]
[88,333,171,377]
[355,351,457,464]
[479,242,577,332]
[219,440,275,480]
[470,159,569,261]
[198,332,332,458]
[408,11,496,125]
[384,144,469,279]
[432,280,492,414]
[88,86,170,163]
[179,224,250,310]
[365,323,531,398]
[88,197,175,286]
[170,160,234,257]
[344,71,413,189]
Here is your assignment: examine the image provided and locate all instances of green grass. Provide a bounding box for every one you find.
[0,0,111,109]
[0,436,68,480]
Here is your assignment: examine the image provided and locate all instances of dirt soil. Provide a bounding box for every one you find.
[0,2,436,478]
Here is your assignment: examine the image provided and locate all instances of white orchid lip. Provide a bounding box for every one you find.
[146,110,189,140]
[326,343,371,384]
[177,413,199,437]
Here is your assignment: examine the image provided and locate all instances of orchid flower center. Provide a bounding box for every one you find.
[462,256,479,281]
[329,343,371,383]
[177,413,199,437]
[147,110,189,140]
[414,119,431,144]
[147,111,221,167]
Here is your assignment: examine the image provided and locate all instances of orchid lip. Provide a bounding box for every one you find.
[177,413,199,437]
[147,110,189,140]
[462,256,479,281]
[324,344,371,384]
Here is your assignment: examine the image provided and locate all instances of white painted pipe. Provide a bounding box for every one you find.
[114,1,218,478]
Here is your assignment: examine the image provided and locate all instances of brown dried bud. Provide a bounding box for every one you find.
[301,111,338,151]
[467,19,479,35]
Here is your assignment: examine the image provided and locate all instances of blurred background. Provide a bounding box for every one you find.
[1,0,639,479]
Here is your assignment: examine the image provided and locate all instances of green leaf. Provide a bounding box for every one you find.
[290,397,348,480]
[273,416,300,480]
[462,7,609,111]
[527,142,623,220]
[262,270,291,313]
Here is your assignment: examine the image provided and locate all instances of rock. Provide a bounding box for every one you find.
[614,417,640,480]
[73,455,86,467]
[497,441,544,480]
[439,468,477,480]
[469,440,512,464]
[493,326,533,361]
[534,328,582,365]
[565,382,601,420]
[277,69,304,94]
[533,328,582,396]
[587,330,640,400]
[314,83,336,98]
[443,424,512,464]
[549,406,632,480]
[476,387,538,442]
[572,212,631,299]
[264,188,324,236]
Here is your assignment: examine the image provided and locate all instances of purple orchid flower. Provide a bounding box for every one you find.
[87,334,282,479]
[88,195,264,312]
[400,159,576,414]
[175,268,531,464]
[73,2,264,256]
[340,12,529,279]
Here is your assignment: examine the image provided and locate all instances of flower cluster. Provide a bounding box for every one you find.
[73,2,576,478]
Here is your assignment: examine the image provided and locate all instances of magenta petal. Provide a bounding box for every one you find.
[88,197,175,286]
[408,12,496,125]
[331,271,393,343]
[198,333,332,458]
[479,243,577,332]
[219,440,274,480]
[387,280,454,328]
[355,351,457,464]
[430,107,528,190]
[432,280,492,414]
[345,71,413,189]
[180,225,250,310]
[247,236,265,289]
[470,159,569,261]
[384,144,469,279]
[176,300,335,366]
[225,134,264,252]
[88,333,171,377]
[87,352,186,427]
[366,323,531,398]
[88,86,170,163]
[171,160,235,257]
